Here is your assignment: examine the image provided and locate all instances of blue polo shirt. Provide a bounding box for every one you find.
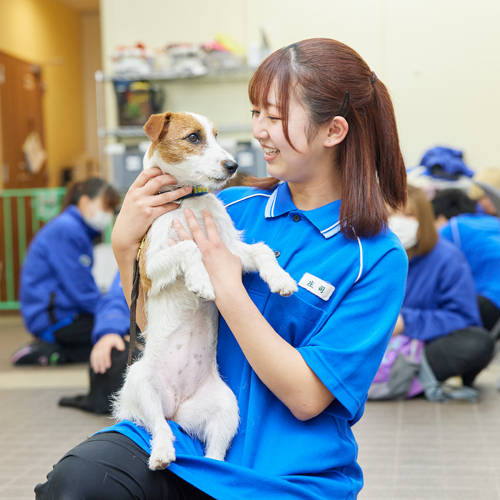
[100,183,408,499]
[440,213,500,310]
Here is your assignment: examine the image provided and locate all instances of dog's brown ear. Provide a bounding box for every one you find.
[143,112,172,142]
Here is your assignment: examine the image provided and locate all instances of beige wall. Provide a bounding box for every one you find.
[100,0,500,171]
[81,12,102,164]
[0,0,85,186]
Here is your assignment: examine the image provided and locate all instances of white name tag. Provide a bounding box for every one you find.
[298,273,335,301]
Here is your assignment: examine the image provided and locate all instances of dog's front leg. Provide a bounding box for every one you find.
[147,241,215,300]
[233,241,298,296]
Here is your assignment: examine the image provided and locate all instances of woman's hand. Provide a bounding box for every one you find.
[392,314,405,336]
[112,167,192,321]
[111,167,192,260]
[172,208,244,299]
[90,333,125,374]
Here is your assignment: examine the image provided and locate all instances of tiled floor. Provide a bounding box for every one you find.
[1,314,499,500]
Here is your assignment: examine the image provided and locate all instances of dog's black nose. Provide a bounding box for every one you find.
[223,161,238,174]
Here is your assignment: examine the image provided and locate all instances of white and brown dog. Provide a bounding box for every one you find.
[113,111,297,471]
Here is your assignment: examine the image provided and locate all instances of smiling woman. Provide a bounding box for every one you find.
[246,38,406,237]
[36,38,408,500]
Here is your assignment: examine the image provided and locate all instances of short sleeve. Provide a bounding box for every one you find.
[298,247,408,420]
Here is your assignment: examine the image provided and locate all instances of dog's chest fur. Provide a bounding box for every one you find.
[142,193,239,417]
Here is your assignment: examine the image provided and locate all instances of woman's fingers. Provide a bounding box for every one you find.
[130,167,170,189]
[184,208,208,244]
[172,209,221,246]
[172,218,194,242]
[202,209,222,242]
[142,172,179,196]
[150,186,192,207]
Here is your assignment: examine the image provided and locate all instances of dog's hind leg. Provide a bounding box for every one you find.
[175,376,239,461]
[113,360,177,470]
[233,241,298,296]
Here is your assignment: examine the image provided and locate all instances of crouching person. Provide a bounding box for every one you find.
[12,178,120,366]
[370,185,494,400]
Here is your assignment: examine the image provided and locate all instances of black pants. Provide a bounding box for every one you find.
[425,326,494,386]
[478,295,500,336]
[35,432,214,500]
[59,341,141,414]
[53,313,94,363]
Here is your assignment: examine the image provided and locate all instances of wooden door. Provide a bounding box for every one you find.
[0,51,47,189]
[0,51,47,310]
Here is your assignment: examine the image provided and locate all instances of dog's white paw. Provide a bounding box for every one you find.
[149,443,176,470]
[186,279,216,301]
[268,272,298,297]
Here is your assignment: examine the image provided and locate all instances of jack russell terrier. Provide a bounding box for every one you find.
[113,111,298,471]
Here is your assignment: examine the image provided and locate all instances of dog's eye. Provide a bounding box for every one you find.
[186,133,201,144]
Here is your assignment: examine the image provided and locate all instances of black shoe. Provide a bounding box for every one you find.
[58,394,112,415]
[58,345,136,415]
[11,341,65,366]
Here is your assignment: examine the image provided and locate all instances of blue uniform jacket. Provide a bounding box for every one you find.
[440,213,500,310]
[98,184,408,500]
[402,238,482,341]
[91,272,130,344]
[20,205,102,339]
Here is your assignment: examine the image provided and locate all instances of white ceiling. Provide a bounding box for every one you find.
[57,0,100,12]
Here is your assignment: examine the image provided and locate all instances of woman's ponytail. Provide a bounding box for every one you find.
[370,78,407,212]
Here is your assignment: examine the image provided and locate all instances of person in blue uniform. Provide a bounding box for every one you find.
[12,178,120,366]
[36,38,408,500]
[390,185,493,386]
[432,188,500,334]
[468,167,500,215]
[58,271,138,414]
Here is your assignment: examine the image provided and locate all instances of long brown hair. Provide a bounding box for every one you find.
[246,38,407,239]
[407,185,438,256]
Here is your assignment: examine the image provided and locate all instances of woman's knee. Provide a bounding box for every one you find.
[35,454,105,500]
[35,433,163,500]
[425,327,494,381]
[459,327,494,361]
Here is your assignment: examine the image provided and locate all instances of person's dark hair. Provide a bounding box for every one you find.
[431,189,476,220]
[245,38,407,239]
[62,178,120,211]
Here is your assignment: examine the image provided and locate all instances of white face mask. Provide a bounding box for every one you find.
[83,201,113,232]
[389,216,419,250]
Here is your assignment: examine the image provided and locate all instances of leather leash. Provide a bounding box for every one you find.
[128,235,145,366]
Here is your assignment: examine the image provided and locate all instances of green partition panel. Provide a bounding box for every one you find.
[0,188,66,310]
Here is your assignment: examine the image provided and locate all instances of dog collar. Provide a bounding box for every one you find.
[177,185,210,201]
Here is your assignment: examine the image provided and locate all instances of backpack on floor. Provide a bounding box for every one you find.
[368,334,479,403]
[368,335,424,400]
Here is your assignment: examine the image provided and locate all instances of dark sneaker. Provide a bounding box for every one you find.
[11,341,64,366]
[58,394,112,415]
